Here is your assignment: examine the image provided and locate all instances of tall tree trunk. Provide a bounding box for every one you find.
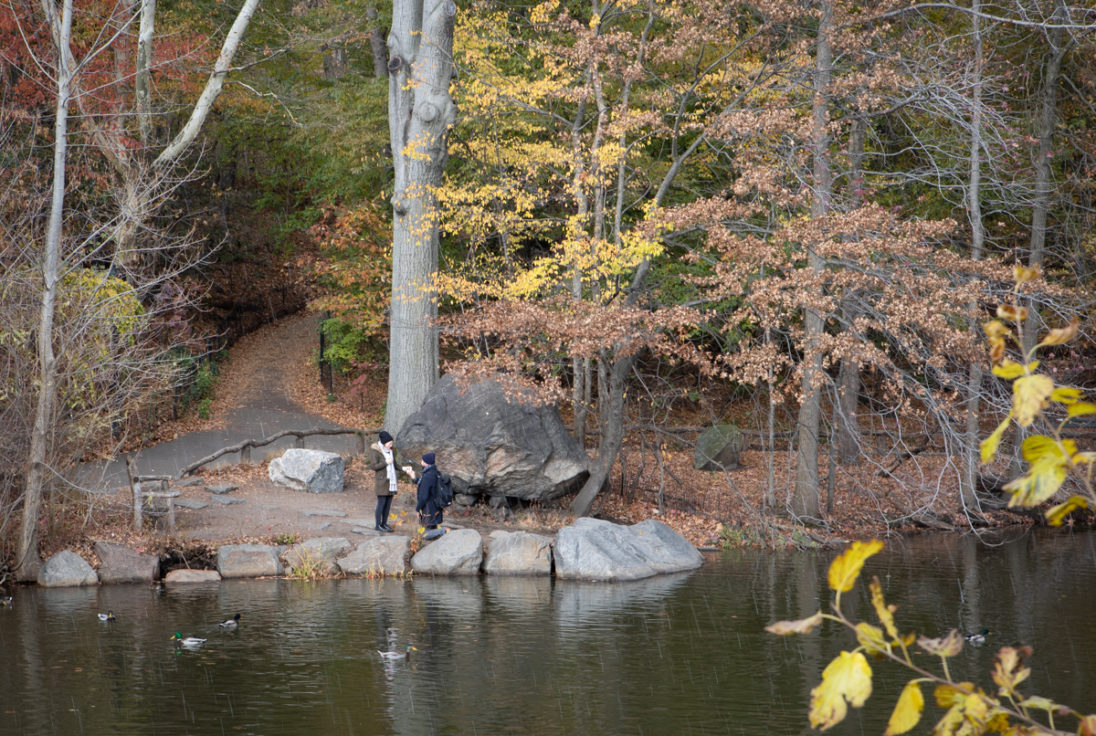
[136,0,156,145]
[792,0,832,521]
[384,0,456,434]
[569,84,589,447]
[1021,0,1066,357]
[836,116,865,467]
[961,0,986,513]
[366,6,388,79]
[17,0,73,582]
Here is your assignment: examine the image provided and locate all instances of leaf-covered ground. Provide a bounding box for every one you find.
[74,310,1044,563]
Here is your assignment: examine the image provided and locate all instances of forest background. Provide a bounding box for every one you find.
[2,0,1096,578]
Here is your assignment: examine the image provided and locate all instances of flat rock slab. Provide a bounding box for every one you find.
[218,544,283,578]
[484,531,553,576]
[302,509,347,518]
[554,518,705,582]
[164,569,221,584]
[207,484,239,494]
[338,536,411,576]
[176,478,205,487]
[268,449,345,493]
[38,550,98,587]
[411,528,483,576]
[281,537,352,575]
[175,498,209,510]
[211,495,245,505]
[95,541,160,584]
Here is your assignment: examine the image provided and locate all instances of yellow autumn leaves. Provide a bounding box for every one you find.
[768,537,1096,734]
[980,266,1095,526]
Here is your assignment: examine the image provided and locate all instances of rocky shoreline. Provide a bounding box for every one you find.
[34,517,707,588]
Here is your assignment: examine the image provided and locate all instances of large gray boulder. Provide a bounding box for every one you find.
[410,528,483,576]
[281,537,351,576]
[268,449,345,493]
[95,541,160,584]
[338,536,411,576]
[554,518,705,581]
[396,375,588,502]
[694,423,744,471]
[218,544,283,578]
[484,531,553,576]
[38,550,99,587]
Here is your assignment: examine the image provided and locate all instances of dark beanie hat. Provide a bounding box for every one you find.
[379,431,394,444]
[422,452,435,465]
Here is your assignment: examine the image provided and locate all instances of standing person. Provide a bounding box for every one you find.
[416,452,443,532]
[368,431,416,533]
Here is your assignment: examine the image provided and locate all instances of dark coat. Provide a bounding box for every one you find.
[367,443,418,496]
[416,464,443,527]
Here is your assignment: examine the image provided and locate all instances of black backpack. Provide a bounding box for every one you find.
[435,473,454,508]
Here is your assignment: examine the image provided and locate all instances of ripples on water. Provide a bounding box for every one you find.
[1,529,1093,735]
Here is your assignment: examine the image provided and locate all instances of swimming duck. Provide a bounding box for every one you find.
[965,628,989,644]
[0,596,12,607]
[98,611,116,622]
[377,643,417,660]
[171,632,207,649]
[218,613,241,629]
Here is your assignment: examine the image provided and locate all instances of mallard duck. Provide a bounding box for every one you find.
[218,613,241,629]
[0,596,13,608]
[377,643,417,660]
[965,628,990,644]
[98,611,116,622]
[171,632,207,649]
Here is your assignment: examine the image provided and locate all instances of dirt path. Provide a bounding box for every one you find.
[108,311,535,548]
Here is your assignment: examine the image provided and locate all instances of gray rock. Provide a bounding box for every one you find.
[217,544,283,578]
[95,541,160,584]
[411,528,483,576]
[694,423,744,471]
[211,495,245,505]
[164,569,221,584]
[38,550,98,587]
[396,375,588,502]
[554,518,705,581]
[351,526,382,536]
[268,449,345,493]
[338,536,411,576]
[484,531,553,576]
[175,498,209,510]
[281,537,351,575]
[175,477,205,487]
[207,483,239,494]
[302,509,347,518]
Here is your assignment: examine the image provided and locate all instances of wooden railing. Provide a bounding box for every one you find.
[178,427,380,477]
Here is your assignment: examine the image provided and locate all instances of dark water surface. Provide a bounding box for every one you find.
[1,529,1094,735]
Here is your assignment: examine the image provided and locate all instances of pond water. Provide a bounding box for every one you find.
[2,529,1094,735]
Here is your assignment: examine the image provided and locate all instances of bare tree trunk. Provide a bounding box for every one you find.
[792,0,832,521]
[17,0,73,582]
[385,0,456,434]
[1021,0,1067,357]
[366,6,388,79]
[136,0,156,145]
[322,43,349,81]
[961,0,986,513]
[154,0,261,166]
[836,116,865,466]
[569,87,589,446]
[571,352,636,517]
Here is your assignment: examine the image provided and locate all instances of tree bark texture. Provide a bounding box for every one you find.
[792,0,832,521]
[366,6,388,78]
[136,0,156,145]
[18,0,74,582]
[384,0,456,434]
[570,352,637,517]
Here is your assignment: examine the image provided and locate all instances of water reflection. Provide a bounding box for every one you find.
[0,530,1094,734]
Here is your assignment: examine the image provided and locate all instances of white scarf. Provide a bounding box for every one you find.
[380,443,397,493]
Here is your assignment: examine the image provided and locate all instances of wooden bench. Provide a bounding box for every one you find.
[126,459,180,532]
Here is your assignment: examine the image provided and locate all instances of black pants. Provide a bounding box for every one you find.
[375,494,393,528]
